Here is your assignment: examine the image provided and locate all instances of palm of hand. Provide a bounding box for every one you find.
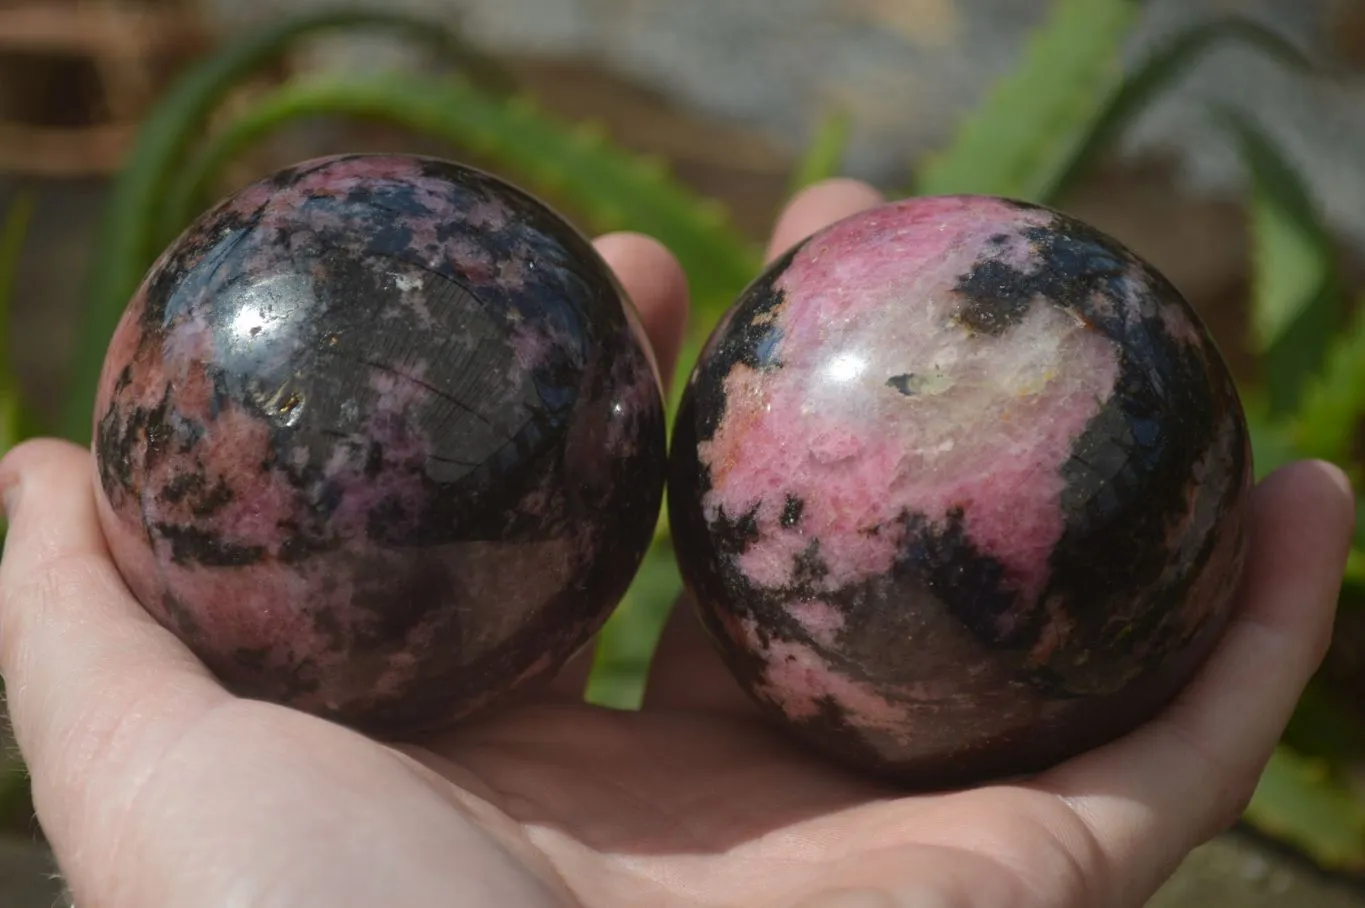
[425,696,1120,908]
[136,664,1112,908]
[0,181,1353,908]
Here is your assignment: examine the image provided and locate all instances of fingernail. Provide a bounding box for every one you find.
[1315,460,1356,500]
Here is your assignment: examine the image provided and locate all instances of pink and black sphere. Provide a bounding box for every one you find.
[668,195,1250,786]
[93,155,667,734]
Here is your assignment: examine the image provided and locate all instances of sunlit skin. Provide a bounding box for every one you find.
[0,179,1355,908]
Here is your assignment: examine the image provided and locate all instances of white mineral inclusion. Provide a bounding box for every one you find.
[393,272,423,293]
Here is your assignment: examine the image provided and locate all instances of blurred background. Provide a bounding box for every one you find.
[3,0,1365,905]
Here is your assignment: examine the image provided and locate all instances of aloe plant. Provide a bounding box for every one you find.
[915,3,1314,207]
[1041,17,1312,203]
[1221,109,1342,419]
[913,0,1139,200]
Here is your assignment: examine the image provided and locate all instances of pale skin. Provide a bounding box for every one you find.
[0,179,1355,908]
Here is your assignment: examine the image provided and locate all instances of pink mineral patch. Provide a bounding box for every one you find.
[704,197,1122,603]
[748,627,910,733]
[787,599,846,646]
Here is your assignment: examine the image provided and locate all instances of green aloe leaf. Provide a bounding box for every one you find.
[1293,297,1365,464]
[1042,17,1312,203]
[914,0,1139,200]
[585,540,682,710]
[1219,108,1340,419]
[1244,745,1365,872]
[64,8,516,443]
[789,108,852,194]
[0,192,35,452]
[158,74,760,389]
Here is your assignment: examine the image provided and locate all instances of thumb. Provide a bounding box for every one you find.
[0,439,227,887]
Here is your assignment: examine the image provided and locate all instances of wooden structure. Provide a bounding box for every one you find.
[0,0,209,176]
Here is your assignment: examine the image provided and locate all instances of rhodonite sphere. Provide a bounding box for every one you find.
[93,154,666,734]
[668,195,1252,788]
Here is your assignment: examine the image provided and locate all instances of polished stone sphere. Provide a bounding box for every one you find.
[668,195,1252,788]
[93,154,666,734]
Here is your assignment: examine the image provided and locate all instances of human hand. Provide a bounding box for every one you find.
[0,179,1355,908]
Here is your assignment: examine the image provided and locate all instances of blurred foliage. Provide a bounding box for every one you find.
[790,109,854,195]
[1,0,1363,873]
[584,541,682,709]
[0,194,32,455]
[1222,108,1342,419]
[913,0,1139,200]
[1244,747,1365,873]
[1041,16,1313,204]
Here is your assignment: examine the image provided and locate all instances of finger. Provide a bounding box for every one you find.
[596,231,690,387]
[644,179,885,714]
[0,440,230,864]
[542,232,690,701]
[1038,460,1355,904]
[765,178,886,263]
